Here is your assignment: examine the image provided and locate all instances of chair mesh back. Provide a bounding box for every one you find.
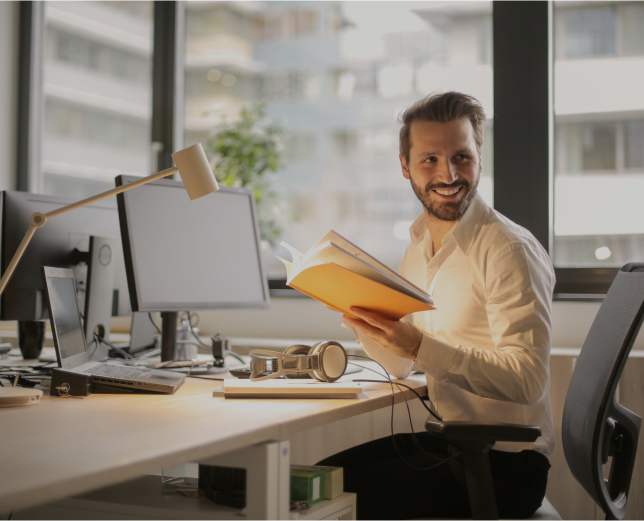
[562,265,644,520]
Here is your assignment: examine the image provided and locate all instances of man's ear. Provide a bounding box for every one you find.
[399,154,410,180]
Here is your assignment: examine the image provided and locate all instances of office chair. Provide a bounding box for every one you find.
[424,262,643,520]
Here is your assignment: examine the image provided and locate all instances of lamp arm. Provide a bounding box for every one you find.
[0,166,178,298]
[45,166,178,220]
[0,223,39,296]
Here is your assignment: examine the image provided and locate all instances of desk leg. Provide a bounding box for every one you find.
[199,440,290,520]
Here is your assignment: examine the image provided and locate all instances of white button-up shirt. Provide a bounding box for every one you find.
[347,193,555,456]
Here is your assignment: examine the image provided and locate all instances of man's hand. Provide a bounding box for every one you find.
[344,307,423,360]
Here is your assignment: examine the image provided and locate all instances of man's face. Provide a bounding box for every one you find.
[400,117,482,222]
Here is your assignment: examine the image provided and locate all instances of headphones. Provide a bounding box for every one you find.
[249,341,348,382]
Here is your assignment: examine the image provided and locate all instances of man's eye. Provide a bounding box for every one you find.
[423,157,437,163]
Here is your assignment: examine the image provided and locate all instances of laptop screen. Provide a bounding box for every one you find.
[47,276,86,361]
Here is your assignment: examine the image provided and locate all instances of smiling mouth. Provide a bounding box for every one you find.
[432,186,463,196]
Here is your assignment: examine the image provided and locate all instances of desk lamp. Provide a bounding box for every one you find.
[0,143,218,303]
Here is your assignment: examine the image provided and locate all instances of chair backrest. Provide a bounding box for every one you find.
[562,263,644,520]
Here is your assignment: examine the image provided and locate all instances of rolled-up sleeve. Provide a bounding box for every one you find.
[414,242,554,405]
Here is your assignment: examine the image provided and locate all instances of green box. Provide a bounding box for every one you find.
[290,467,325,505]
[291,465,343,500]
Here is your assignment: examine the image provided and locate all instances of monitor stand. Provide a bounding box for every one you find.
[160,312,178,362]
[159,312,230,373]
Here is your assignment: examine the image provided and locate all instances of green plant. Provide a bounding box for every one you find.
[205,103,287,247]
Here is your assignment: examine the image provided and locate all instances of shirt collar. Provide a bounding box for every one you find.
[409,192,488,255]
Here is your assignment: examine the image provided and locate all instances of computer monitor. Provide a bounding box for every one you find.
[1,191,132,356]
[116,176,270,361]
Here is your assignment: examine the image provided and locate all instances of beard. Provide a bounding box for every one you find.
[410,172,480,222]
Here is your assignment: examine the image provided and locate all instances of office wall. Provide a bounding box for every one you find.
[0,1,19,191]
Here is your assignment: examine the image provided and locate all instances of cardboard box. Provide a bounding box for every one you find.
[291,465,343,500]
[290,467,325,505]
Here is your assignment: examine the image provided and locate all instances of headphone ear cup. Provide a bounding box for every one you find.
[284,344,312,379]
[308,341,347,382]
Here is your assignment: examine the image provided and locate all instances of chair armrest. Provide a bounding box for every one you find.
[425,420,541,443]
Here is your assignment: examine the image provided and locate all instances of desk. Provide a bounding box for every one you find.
[0,369,427,518]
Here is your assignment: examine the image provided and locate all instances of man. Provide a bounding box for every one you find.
[318,92,555,519]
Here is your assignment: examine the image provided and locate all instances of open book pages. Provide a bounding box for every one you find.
[278,230,434,307]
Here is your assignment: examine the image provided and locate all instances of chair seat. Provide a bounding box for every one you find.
[407,497,563,521]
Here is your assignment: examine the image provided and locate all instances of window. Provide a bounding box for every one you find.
[259,71,320,102]
[554,2,644,270]
[625,121,644,169]
[255,9,318,41]
[285,133,318,163]
[334,68,376,100]
[183,1,494,277]
[557,2,644,60]
[564,6,616,58]
[39,2,153,200]
[18,2,635,295]
[622,2,644,56]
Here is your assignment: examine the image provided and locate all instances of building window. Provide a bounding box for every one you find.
[255,9,318,41]
[561,122,617,173]
[334,68,376,100]
[622,2,644,56]
[259,71,320,103]
[564,6,616,58]
[285,133,317,163]
[625,120,644,169]
[557,2,644,60]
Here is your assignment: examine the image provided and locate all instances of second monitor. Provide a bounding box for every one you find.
[116,176,270,361]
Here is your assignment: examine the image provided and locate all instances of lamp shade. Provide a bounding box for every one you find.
[172,144,219,200]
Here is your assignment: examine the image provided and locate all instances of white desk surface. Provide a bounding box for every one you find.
[0,364,426,513]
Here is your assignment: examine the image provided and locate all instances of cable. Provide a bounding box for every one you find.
[349,362,446,461]
[184,311,210,348]
[354,379,441,421]
[148,313,162,335]
[93,333,134,359]
[346,362,425,440]
[86,337,99,359]
[347,354,457,471]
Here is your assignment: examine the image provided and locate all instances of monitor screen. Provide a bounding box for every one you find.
[46,275,87,361]
[117,177,270,312]
[1,191,132,321]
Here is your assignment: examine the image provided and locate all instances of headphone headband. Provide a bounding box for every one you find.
[249,341,347,382]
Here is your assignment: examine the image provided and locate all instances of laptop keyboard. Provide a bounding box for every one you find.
[86,364,151,380]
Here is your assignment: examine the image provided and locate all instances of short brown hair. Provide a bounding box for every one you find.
[399,91,486,164]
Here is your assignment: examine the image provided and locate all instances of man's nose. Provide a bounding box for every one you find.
[435,160,459,184]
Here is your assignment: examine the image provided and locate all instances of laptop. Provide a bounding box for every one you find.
[42,267,186,394]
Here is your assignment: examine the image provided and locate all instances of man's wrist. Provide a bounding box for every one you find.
[411,335,423,360]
